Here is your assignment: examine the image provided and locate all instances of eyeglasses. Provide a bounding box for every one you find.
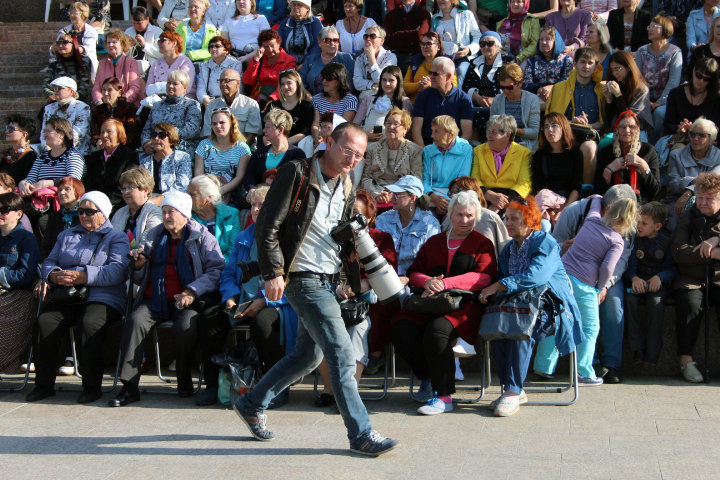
[51,85,67,92]
[0,205,18,215]
[611,66,625,73]
[543,122,561,131]
[219,78,239,83]
[337,142,364,161]
[480,41,496,48]
[150,131,169,139]
[323,37,340,44]
[212,107,232,114]
[420,41,438,47]
[55,39,72,45]
[617,123,638,131]
[363,33,378,40]
[208,43,224,49]
[500,83,515,91]
[78,208,101,216]
[429,71,444,76]
[5,125,17,133]
[119,185,138,193]
[695,70,713,82]
[322,75,337,81]
[279,69,295,75]
[158,37,170,43]
[689,131,712,139]
[647,24,662,30]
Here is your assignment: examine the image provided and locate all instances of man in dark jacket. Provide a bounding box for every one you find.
[231,122,399,456]
[384,0,432,72]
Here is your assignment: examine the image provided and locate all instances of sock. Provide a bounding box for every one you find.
[438,395,452,403]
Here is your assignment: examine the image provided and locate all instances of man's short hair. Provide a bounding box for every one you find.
[433,56,455,75]
[330,122,367,144]
[574,46,598,64]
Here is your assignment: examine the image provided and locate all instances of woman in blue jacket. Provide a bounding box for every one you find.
[28,191,130,404]
[479,196,584,417]
[0,193,40,374]
[278,0,323,66]
[220,185,298,407]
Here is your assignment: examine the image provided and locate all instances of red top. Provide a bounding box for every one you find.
[242,48,297,101]
[143,239,185,300]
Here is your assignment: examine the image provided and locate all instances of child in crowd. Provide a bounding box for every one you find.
[536,194,637,385]
[624,202,676,364]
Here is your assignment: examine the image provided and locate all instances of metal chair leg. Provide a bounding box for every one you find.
[523,350,580,406]
[0,344,33,392]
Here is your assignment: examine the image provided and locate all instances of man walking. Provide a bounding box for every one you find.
[232,122,399,456]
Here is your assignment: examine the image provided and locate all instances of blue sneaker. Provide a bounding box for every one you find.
[417,395,454,415]
[414,379,433,403]
[350,430,399,456]
[232,398,275,441]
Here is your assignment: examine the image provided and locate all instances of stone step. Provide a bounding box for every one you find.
[0,84,43,96]
[0,72,45,85]
[0,53,51,66]
[0,42,54,54]
[0,64,46,74]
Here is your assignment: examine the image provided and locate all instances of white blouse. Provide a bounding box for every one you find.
[335,17,377,55]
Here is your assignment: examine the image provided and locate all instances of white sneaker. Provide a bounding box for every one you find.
[453,338,476,357]
[680,361,703,383]
[21,363,35,373]
[454,357,464,381]
[417,396,454,415]
[58,357,74,376]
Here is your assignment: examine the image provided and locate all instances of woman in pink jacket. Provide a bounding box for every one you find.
[91,29,145,107]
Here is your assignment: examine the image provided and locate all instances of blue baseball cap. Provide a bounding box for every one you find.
[385,175,424,197]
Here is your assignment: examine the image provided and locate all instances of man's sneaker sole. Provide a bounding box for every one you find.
[232,404,275,441]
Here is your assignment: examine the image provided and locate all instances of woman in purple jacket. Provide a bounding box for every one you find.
[27,191,130,404]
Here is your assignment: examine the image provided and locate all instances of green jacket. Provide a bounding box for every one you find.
[496,14,540,64]
[175,21,218,62]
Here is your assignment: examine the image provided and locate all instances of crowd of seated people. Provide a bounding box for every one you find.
[5,0,720,418]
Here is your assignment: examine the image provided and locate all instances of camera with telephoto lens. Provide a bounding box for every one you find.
[331,214,404,304]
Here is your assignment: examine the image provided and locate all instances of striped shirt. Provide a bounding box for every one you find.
[311,93,359,117]
[195,139,251,182]
[24,148,85,184]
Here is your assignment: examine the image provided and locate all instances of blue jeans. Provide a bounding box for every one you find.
[236,276,372,442]
[595,280,625,370]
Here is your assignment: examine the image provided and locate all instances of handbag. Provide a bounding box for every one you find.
[47,235,104,305]
[405,289,475,316]
[339,297,370,328]
[478,285,548,341]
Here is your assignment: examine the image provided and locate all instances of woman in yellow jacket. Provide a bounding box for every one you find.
[175,0,219,63]
[471,114,532,213]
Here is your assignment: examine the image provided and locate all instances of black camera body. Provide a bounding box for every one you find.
[331,214,368,245]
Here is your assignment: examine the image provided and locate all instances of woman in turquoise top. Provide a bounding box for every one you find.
[422,114,474,215]
[242,108,306,191]
[187,174,242,261]
[176,0,219,63]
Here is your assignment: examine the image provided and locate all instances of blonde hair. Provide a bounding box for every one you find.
[264,108,293,135]
[602,197,638,237]
[119,166,155,192]
[250,185,270,203]
[278,69,306,103]
[69,2,90,20]
[105,29,133,53]
[432,115,459,137]
[385,107,412,130]
[168,69,191,88]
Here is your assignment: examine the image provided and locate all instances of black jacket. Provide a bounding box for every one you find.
[607,8,651,52]
[84,144,140,212]
[254,152,355,281]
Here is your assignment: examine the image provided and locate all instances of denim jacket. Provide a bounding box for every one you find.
[497,230,584,355]
[686,8,720,51]
[0,223,40,290]
[375,208,441,275]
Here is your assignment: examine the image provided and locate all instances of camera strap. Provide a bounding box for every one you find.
[288,159,312,217]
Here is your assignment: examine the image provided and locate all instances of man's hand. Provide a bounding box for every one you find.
[164,19,179,31]
[237,298,266,318]
[631,276,647,293]
[265,276,285,301]
[647,275,662,293]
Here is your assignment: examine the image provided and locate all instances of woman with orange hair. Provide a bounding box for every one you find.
[479,196,584,417]
[145,31,195,98]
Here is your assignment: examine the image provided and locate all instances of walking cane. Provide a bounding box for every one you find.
[704,262,710,383]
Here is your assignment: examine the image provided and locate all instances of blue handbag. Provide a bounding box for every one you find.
[478,285,548,341]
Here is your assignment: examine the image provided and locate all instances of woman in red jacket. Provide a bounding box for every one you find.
[242,29,297,108]
[391,189,497,415]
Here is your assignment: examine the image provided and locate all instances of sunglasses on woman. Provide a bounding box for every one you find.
[695,71,713,82]
[323,38,340,44]
[78,208,101,216]
[363,33,378,40]
[480,41,496,48]
[150,131,169,139]
[0,205,18,215]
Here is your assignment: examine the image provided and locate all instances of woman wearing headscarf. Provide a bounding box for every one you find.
[497,0,540,64]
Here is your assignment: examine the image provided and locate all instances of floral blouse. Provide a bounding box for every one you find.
[522,53,575,93]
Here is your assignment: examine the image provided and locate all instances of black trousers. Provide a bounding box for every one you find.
[249,307,285,374]
[391,317,458,396]
[35,302,122,390]
[119,294,227,391]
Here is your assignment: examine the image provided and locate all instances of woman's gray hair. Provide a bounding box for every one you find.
[589,20,612,54]
[190,174,222,205]
[487,114,517,139]
[319,25,339,41]
[442,190,481,231]
[601,183,636,209]
[691,116,719,141]
[167,69,191,88]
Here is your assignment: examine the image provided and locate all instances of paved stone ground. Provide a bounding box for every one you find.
[1,372,719,480]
